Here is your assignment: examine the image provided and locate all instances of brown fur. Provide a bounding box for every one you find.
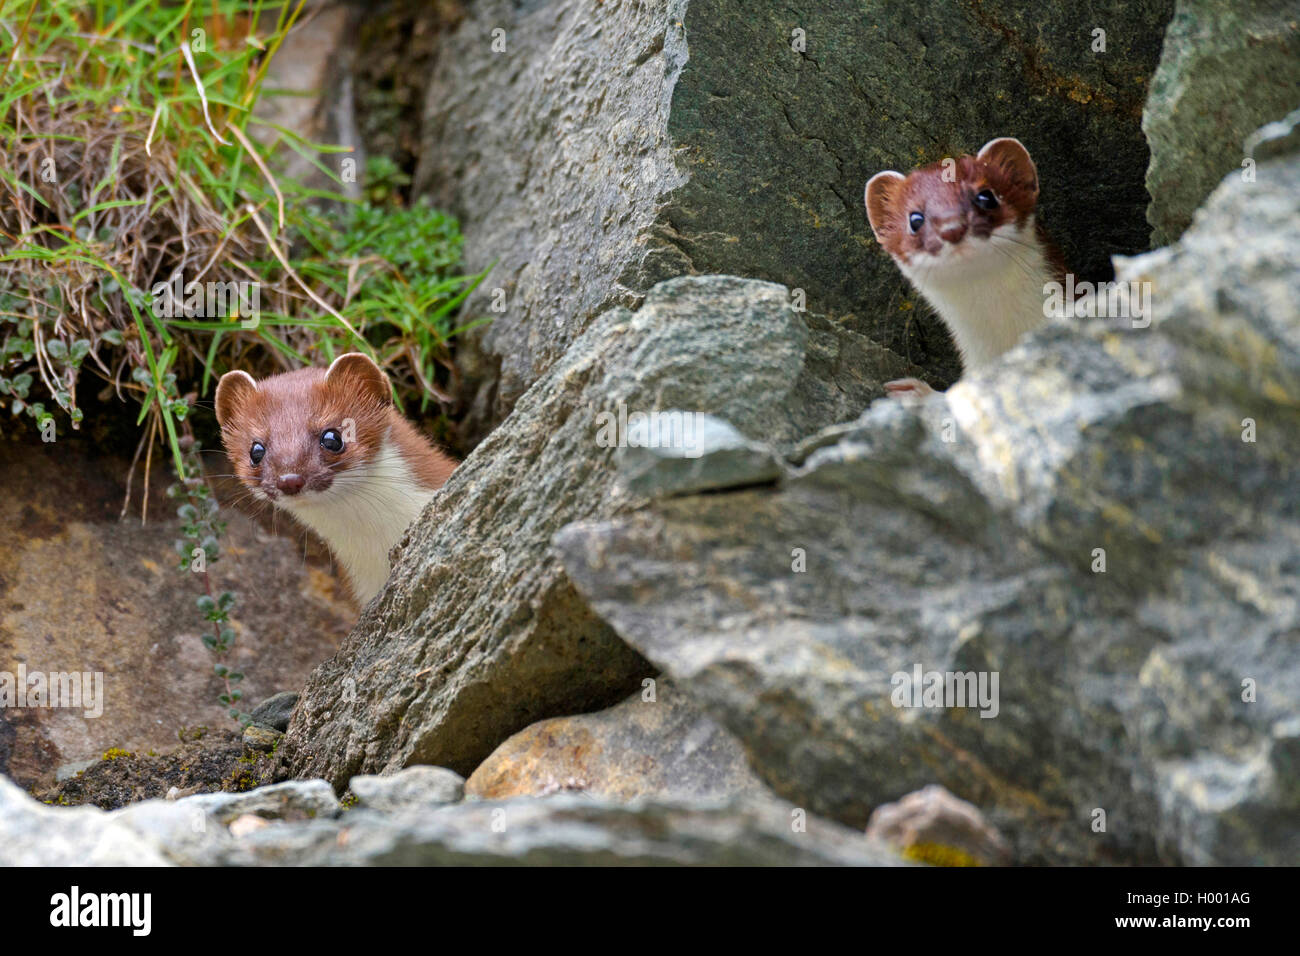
[866,138,1066,282]
[214,354,456,503]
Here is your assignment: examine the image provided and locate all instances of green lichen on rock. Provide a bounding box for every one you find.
[1143,0,1300,245]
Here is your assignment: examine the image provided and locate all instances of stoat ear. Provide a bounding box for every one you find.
[214,370,258,428]
[977,137,1038,196]
[326,352,392,407]
[865,170,906,244]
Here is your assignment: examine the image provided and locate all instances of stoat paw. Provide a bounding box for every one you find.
[884,377,935,399]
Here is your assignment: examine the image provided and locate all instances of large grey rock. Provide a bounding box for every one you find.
[417,0,1172,439]
[1143,0,1300,245]
[464,678,769,802]
[556,152,1300,865]
[282,275,913,789]
[221,793,905,866]
[0,774,905,866]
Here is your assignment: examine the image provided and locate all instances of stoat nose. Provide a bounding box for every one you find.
[277,474,306,496]
[936,219,967,244]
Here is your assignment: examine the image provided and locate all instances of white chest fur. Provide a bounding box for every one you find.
[899,219,1054,371]
[277,439,436,604]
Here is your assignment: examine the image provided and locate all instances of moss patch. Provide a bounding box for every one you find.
[31,731,280,811]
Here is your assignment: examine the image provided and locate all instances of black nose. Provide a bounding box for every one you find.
[277,474,306,495]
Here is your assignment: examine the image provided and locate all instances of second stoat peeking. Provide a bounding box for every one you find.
[865,137,1066,397]
[215,353,457,605]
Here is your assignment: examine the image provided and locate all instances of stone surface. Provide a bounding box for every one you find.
[1245,107,1300,164]
[241,725,282,752]
[0,773,905,866]
[281,275,912,789]
[618,413,784,498]
[1142,0,1300,245]
[416,0,1173,439]
[348,765,465,811]
[0,438,352,791]
[556,154,1300,865]
[249,692,299,733]
[866,785,1012,867]
[183,779,341,824]
[465,679,768,802]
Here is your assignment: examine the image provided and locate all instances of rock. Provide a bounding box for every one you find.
[0,436,351,792]
[1245,107,1300,164]
[348,766,465,812]
[250,2,364,200]
[0,773,905,866]
[866,785,1012,867]
[555,152,1300,865]
[249,692,299,733]
[223,793,907,866]
[1143,0,1300,244]
[0,776,184,865]
[465,679,768,802]
[228,814,270,839]
[415,0,1172,438]
[183,779,341,824]
[281,275,911,789]
[618,413,783,498]
[242,725,282,753]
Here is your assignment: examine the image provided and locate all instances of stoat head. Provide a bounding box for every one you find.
[214,353,393,507]
[865,137,1040,281]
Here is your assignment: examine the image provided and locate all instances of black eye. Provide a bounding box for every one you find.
[321,429,344,453]
[908,211,925,233]
[974,189,999,211]
[249,442,265,466]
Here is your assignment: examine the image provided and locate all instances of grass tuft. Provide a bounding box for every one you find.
[0,0,488,482]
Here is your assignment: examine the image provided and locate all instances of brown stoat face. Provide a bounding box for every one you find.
[214,353,393,505]
[865,137,1040,277]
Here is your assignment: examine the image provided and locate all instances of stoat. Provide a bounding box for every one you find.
[214,353,457,604]
[865,137,1066,396]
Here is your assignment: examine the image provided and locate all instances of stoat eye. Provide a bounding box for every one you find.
[974,189,999,211]
[908,211,925,233]
[249,441,266,466]
[320,429,345,453]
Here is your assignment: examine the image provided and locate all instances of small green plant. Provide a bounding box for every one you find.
[226,766,256,792]
[170,430,250,725]
[290,170,490,412]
